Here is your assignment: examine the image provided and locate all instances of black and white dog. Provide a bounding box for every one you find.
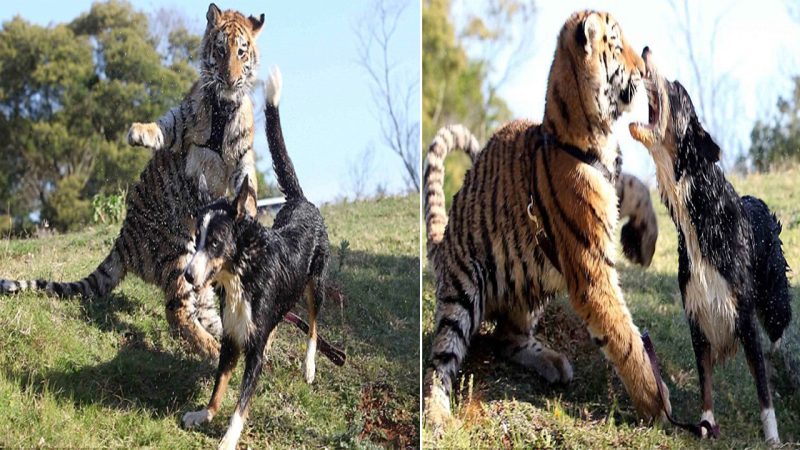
[181,68,330,450]
[630,48,792,444]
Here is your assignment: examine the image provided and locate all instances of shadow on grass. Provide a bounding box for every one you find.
[78,290,157,345]
[7,344,212,417]
[333,249,420,361]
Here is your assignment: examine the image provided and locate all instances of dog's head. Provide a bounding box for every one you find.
[629,47,721,168]
[184,174,257,289]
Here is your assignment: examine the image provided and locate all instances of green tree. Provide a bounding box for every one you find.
[749,76,800,171]
[0,1,274,232]
[422,0,516,204]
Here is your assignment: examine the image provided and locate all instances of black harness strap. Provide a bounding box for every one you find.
[526,130,617,272]
[538,132,616,184]
[642,331,720,439]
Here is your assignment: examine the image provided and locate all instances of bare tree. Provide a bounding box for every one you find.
[348,144,375,200]
[459,0,537,142]
[667,0,742,166]
[356,0,420,192]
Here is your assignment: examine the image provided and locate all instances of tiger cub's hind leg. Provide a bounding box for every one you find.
[195,284,223,340]
[494,310,573,384]
[424,274,482,428]
[164,270,221,360]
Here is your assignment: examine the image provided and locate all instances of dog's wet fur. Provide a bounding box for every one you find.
[180,68,330,450]
[630,47,792,443]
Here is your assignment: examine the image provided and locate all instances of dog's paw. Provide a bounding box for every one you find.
[182,408,212,429]
[127,122,164,149]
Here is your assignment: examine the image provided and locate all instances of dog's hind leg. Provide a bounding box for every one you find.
[183,335,241,429]
[689,321,716,436]
[303,278,325,384]
[740,312,780,444]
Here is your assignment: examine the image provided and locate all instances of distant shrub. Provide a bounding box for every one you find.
[92,190,126,225]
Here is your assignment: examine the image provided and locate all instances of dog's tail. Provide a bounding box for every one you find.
[265,67,304,200]
[617,173,658,267]
[424,124,481,255]
[743,195,792,343]
[1,239,126,298]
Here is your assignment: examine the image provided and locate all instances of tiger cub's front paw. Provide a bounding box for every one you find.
[128,122,164,149]
[182,408,213,428]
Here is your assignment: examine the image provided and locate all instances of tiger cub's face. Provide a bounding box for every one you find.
[202,3,265,102]
[568,11,645,122]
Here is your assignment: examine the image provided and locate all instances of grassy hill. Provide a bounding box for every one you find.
[0,194,419,448]
[423,168,800,449]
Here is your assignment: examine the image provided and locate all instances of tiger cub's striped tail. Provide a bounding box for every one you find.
[264,66,304,201]
[0,241,125,298]
[424,124,481,253]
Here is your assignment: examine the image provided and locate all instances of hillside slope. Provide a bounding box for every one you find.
[0,194,420,448]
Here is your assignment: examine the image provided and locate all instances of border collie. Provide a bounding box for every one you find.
[180,68,331,450]
[630,48,792,443]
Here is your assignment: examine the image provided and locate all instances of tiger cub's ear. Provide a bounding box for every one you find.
[207,3,222,26]
[576,12,602,56]
[249,14,265,36]
[234,175,257,222]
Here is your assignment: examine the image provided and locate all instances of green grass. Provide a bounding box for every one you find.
[423,168,800,449]
[0,194,419,449]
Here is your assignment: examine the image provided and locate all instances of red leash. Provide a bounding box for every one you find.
[641,331,719,439]
[283,312,346,366]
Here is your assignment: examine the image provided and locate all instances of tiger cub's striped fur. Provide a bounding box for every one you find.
[423,10,670,428]
[0,4,266,360]
[427,125,658,267]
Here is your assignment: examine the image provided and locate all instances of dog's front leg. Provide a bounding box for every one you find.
[183,336,241,429]
[218,323,273,450]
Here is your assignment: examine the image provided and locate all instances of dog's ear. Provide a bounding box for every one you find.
[695,121,721,163]
[235,175,257,222]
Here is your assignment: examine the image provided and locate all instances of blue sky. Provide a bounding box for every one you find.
[1,1,421,205]
[456,0,800,183]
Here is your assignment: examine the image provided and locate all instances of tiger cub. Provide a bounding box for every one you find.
[128,3,262,201]
[0,3,265,360]
[423,11,671,428]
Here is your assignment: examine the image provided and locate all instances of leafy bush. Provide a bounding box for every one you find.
[92,190,126,225]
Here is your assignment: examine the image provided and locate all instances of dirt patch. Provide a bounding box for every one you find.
[357,382,418,449]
